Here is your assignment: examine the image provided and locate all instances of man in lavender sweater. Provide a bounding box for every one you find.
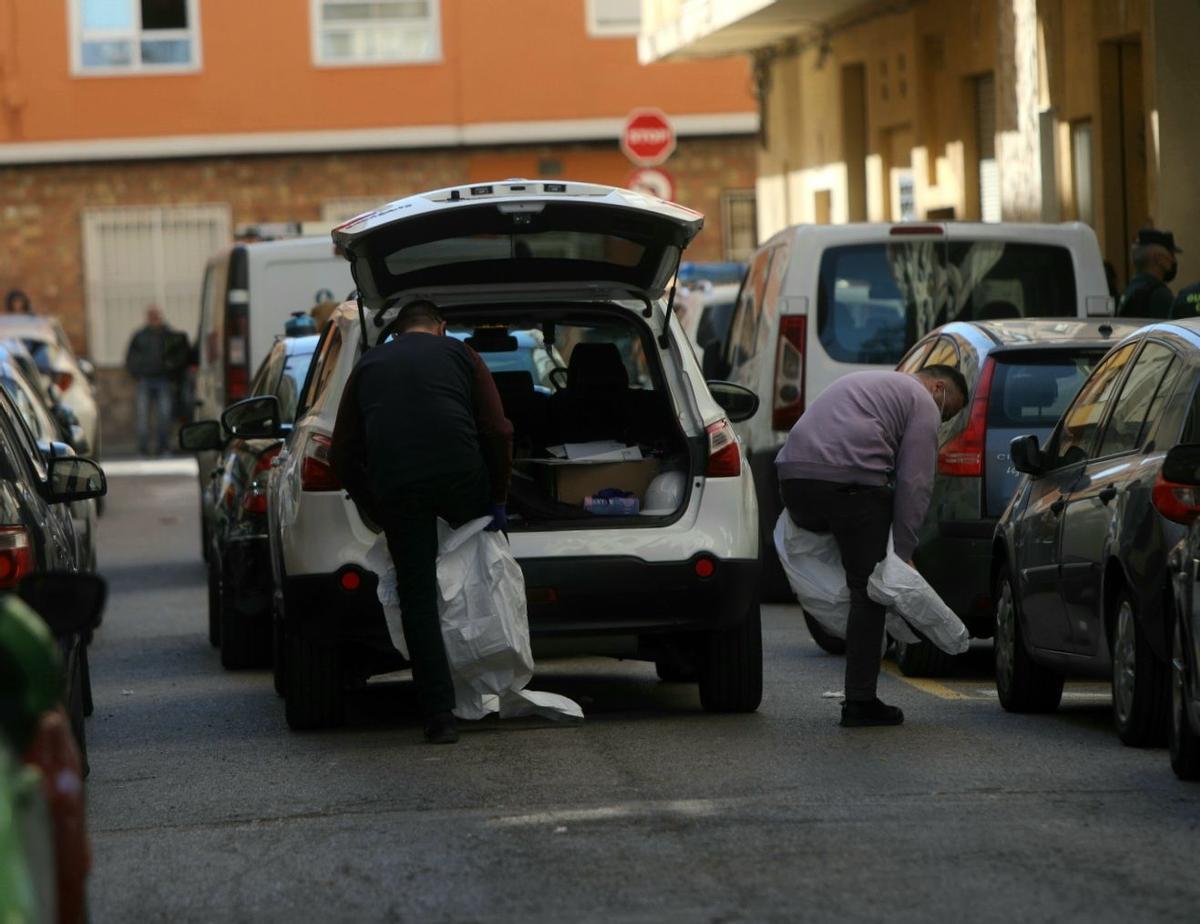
[776,366,968,727]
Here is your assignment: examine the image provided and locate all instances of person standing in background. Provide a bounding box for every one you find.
[125,306,187,456]
[4,289,32,314]
[1118,228,1181,319]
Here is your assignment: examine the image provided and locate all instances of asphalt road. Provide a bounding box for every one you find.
[84,467,1200,922]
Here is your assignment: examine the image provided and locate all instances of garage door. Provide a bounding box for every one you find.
[82,204,231,366]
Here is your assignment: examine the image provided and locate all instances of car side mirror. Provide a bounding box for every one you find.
[179,419,224,452]
[702,339,730,380]
[1010,434,1045,476]
[1162,444,1200,485]
[18,572,107,637]
[45,456,106,503]
[221,395,282,439]
[707,381,760,424]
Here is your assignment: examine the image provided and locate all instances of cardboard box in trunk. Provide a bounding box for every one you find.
[518,458,660,506]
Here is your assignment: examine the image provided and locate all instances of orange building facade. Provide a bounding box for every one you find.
[0,0,758,378]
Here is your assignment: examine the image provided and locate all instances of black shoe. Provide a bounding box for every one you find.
[840,697,904,727]
[423,711,459,744]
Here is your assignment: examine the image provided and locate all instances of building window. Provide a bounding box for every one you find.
[585,0,641,37]
[975,73,1001,222]
[312,0,441,66]
[1071,120,1095,226]
[721,190,758,262]
[71,0,200,74]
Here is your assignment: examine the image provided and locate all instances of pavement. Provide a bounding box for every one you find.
[84,468,1200,922]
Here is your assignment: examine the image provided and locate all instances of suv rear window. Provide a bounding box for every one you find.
[817,241,1078,365]
[986,351,1105,429]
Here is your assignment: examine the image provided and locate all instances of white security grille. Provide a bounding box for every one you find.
[81,204,231,366]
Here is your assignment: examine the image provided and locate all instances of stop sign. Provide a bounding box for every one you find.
[621,108,676,167]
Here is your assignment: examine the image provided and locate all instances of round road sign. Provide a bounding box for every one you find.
[627,168,675,202]
[621,108,676,167]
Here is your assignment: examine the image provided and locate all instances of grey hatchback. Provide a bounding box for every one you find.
[891,318,1146,675]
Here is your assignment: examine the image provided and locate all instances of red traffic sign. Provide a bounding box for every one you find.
[621,108,676,167]
[627,168,675,202]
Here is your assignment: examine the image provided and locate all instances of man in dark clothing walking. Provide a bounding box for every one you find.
[1118,228,1181,319]
[124,305,188,456]
[330,301,513,744]
[776,366,967,727]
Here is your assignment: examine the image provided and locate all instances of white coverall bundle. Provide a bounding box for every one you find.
[773,512,970,656]
[367,516,584,722]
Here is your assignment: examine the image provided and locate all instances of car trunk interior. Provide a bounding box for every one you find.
[443,304,694,529]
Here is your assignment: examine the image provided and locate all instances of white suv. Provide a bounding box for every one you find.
[230,181,763,729]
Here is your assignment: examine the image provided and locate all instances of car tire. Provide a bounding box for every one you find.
[80,643,94,718]
[219,558,271,671]
[994,565,1063,713]
[1170,616,1200,780]
[893,637,956,678]
[698,598,763,713]
[283,629,345,730]
[206,554,221,648]
[199,499,210,563]
[803,610,846,655]
[1111,588,1169,747]
[67,652,89,779]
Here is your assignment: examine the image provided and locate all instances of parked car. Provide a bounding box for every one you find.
[258,180,763,729]
[1161,444,1200,780]
[0,316,100,461]
[880,318,1146,675]
[704,221,1115,600]
[180,333,319,668]
[993,319,1200,746]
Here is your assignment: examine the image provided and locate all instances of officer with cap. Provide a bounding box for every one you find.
[1118,228,1181,319]
[1170,279,1200,319]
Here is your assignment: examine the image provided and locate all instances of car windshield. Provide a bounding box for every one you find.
[278,350,315,422]
[987,350,1105,428]
[817,241,1078,365]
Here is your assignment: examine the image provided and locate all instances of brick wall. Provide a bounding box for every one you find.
[0,136,757,453]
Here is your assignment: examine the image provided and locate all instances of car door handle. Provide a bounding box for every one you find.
[1050,497,1066,515]
[1098,486,1118,505]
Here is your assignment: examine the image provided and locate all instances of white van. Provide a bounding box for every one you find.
[701,221,1114,598]
[194,237,353,425]
[192,237,353,555]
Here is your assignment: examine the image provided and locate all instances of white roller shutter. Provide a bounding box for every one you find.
[82,204,231,366]
[976,74,1000,223]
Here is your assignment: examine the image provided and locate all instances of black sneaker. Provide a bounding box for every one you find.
[423,711,459,744]
[840,698,904,727]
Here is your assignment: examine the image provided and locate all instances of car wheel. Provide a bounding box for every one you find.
[803,610,846,655]
[67,651,89,779]
[199,501,210,563]
[1170,616,1200,780]
[206,554,222,648]
[1111,589,1169,747]
[698,597,763,713]
[994,565,1063,713]
[219,554,271,670]
[80,642,94,718]
[894,636,956,678]
[283,628,345,730]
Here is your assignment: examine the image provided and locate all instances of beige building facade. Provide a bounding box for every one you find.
[642,0,1200,289]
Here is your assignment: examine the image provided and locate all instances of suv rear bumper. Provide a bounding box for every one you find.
[282,554,761,649]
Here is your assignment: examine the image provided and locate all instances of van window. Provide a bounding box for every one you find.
[817,241,1078,365]
[727,247,773,370]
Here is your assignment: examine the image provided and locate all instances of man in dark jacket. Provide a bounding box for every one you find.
[776,365,967,728]
[1118,228,1181,319]
[125,305,187,456]
[331,300,513,744]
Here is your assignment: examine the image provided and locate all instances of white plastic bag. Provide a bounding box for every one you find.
[773,512,969,651]
[368,518,584,723]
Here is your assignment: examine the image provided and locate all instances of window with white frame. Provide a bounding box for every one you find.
[586,0,641,37]
[71,0,200,74]
[313,0,441,66]
[721,190,758,262]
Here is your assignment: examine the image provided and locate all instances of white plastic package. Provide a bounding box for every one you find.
[773,512,969,655]
[367,517,584,723]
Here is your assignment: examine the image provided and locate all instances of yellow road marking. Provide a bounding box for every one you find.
[881,661,972,700]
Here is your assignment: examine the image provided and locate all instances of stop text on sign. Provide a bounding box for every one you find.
[621,108,676,167]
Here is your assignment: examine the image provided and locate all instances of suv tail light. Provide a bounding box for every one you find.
[225,300,250,402]
[938,358,995,478]
[772,315,807,432]
[705,418,742,477]
[0,526,33,588]
[1152,471,1200,524]
[300,433,341,491]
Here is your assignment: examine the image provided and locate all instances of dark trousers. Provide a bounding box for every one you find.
[378,465,491,718]
[781,478,893,702]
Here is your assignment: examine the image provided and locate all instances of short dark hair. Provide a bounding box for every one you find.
[920,364,969,405]
[395,299,443,332]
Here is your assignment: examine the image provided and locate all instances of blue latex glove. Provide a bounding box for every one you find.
[485,503,508,532]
